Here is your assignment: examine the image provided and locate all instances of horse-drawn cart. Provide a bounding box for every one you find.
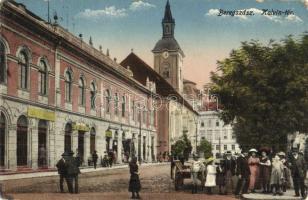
[173,160,205,191]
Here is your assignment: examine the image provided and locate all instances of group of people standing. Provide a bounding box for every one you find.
[189,147,307,198]
[56,151,81,194]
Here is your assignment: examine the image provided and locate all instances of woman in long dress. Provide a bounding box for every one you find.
[204,158,216,194]
[259,151,271,193]
[248,149,260,193]
[129,157,141,199]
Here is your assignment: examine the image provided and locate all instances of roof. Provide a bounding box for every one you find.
[183,79,196,85]
[121,53,198,115]
[152,37,184,56]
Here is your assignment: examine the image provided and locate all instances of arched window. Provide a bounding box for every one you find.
[105,89,111,113]
[114,93,119,115]
[79,77,85,106]
[121,96,126,117]
[38,60,48,95]
[0,112,6,167]
[17,115,28,166]
[0,42,6,84]
[64,123,72,152]
[90,82,96,109]
[65,70,72,102]
[90,127,96,154]
[19,51,28,89]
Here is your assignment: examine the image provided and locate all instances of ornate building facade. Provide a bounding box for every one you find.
[0,0,157,171]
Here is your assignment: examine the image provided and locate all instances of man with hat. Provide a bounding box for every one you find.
[289,147,306,198]
[65,150,81,194]
[221,151,236,195]
[234,150,250,196]
[56,151,69,193]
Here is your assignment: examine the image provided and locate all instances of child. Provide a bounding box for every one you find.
[204,157,217,194]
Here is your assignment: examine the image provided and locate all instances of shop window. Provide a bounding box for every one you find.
[64,123,72,152]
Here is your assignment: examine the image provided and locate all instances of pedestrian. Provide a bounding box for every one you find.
[289,147,307,198]
[56,152,68,193]
[259,150,271,193]
[221,151,236,195]
[216,159,225,195]
[278,151,291,192]
[270,154,284,196]
[248,148,260,193]
[129,157,141,199]
[92,150,98,169]
[108,151,114,167]
[102,152,109,167]
[190,154,204,194]
[66,150,80,194]
[204,157,216,195]
[234,151,251,196]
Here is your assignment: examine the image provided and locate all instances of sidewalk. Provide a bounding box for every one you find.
[0,162,167,181]
[242,190,305,200]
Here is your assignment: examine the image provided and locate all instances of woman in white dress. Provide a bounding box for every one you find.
[204,157,217,194]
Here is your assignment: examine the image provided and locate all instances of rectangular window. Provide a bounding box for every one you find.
[207,130,212,141]
[216,121,220,127]
[232,145,235,150]
[216,145,220,150]
[223,130,228,139]
[232,133,236,139]
[224,145,227,150]
[215,130,220,140]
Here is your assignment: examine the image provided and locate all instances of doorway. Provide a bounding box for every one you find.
[17,116,28,166]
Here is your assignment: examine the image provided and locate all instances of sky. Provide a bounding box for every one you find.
[15,0,308,88]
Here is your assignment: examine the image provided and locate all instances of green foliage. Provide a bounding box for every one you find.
[197,139,212,159]
[171,133,192,160]
[211,33,308,152]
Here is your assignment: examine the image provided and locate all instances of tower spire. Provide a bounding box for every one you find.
[162,0,175,38]
[163,0,174,23]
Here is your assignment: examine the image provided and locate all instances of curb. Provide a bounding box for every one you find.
[0,162,168,181]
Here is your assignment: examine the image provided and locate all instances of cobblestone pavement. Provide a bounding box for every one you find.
[2,164,237,200]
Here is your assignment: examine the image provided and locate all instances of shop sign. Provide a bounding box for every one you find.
[105,130,113,138]
[72,122,90,131]
[28,107,55,121]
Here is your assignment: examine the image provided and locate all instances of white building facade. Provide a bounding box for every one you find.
[198,111,240,157]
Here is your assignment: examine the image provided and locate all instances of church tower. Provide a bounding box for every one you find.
[152,0,184,94]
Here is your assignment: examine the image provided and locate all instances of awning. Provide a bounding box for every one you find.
[72,122,90,132]
[105,130,113,138]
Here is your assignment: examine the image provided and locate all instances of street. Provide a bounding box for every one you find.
[2,164,236,200]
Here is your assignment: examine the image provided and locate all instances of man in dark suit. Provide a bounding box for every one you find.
[56,152,68,193]
[66,151,81,194]
[234,151,251,196]
[289,147,306,198]
[222,151,236,195]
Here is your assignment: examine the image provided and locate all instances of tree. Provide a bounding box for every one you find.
[171,133,192,160]
[197,139,212,159]
[211,33,308,151]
